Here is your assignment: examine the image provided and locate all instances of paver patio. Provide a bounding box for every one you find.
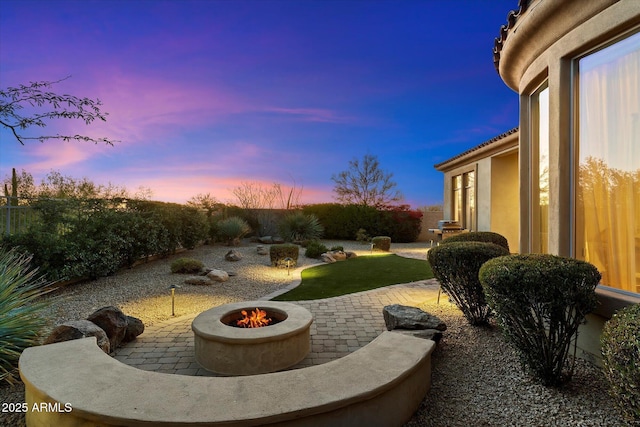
[113,279,441,375]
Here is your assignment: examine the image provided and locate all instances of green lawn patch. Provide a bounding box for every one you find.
[272,253,433,301]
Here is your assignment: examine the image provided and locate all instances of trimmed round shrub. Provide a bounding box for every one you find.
[442,231,510,252]
[279,212,324,243]
[217,216,251,245]
[305,240,329,259]
[372,236,391,251]
[601,304,640,422]
[170,257,204,274]
[270,243,299,268]
[428,241,509,325]
[479,254,600,386]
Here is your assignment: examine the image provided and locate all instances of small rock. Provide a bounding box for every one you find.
[87,306,129,350]
[44,320,111,353]
[207,269,229,282]
[382,304,447,331]
[225,250,243,262]
[123,315,145,342]
[185,276,213,285]
[345,251,357,259]
[272,236,285,244]
[256,245,269,255]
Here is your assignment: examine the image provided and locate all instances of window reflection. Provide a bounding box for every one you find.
[578,32,640,293]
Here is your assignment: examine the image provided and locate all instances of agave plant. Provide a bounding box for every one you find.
[216,216,251,245]
[279,212,324,243]
[0,247,54,385]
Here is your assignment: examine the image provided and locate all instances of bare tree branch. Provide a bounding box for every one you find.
[0,77,118,145]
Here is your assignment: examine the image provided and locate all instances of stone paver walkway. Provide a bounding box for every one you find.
[114,279,441,376]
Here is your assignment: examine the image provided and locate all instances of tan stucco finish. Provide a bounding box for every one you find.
[20,333,434,426]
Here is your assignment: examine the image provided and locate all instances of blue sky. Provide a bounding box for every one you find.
[0,0,519,208]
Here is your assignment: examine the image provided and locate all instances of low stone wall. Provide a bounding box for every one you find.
[19,331,435,427]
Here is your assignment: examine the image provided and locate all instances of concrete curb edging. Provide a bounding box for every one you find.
[20,332,435,427]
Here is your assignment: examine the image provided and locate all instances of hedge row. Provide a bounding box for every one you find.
[302,203,422,243]
[2,198,208,281]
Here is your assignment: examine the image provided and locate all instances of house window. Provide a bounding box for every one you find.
[453,171,475,230]
[576,31,640,294]
[531,85,549,253]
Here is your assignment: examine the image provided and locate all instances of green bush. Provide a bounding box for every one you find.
[601,304,640,422]
[330,245,344,252]
[2,198,208,281]
[442,231,510,252]
[302,203,422,243]
[305,240,329,259]
[371,236,391,251]
[170,257,204,274]
[479,254,600,386]
[428,241,509,325]
[217,216,251,245]
[355,228,369,243]
[279,211,324,243]
[0,248,53,385]
[270,243,299,268]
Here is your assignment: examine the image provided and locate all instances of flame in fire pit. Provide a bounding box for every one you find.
[237,308,272,328]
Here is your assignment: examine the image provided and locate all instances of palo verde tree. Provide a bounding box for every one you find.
[331,154,403,207]
[0,77,116,145]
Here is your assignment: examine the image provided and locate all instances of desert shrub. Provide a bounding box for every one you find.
[371,236,391,251]
[3,199,208,281]
[330,245,344,251]
[305,240,329,259]
[0,248,54,385]
[270,243,299,268]
[217,216,251,245]
[355,228,370,243]
[279,211,324,243]
[170,257,204,274]
[442,231,510,252]
[601,304,640,422]
[176,206,208,249]
[428,241,509,325]
[479,254,600,386]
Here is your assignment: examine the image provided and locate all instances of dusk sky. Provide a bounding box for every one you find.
[1,0,519,208]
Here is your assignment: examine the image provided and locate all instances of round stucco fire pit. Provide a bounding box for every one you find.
[192,301,313,375]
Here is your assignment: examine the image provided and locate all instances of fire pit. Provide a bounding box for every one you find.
[192,301,313,375]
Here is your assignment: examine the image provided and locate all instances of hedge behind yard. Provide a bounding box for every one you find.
[2,198,208,281]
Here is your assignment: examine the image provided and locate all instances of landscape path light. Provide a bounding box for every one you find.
[169,284,181,316]
[284,257,293,276]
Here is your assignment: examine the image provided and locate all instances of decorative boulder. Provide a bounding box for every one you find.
[256,245,269,255]
[207,269,229,282]
[185,276,213,285]
[272,236,285,244]
[44,320,111,354]
[390,329,443,343]
[321,253,337,263]
[345,251,358,259]
[87,306,129,350]
[225,250,243,262]
[329,251,347,261]
[259,236,274,244]
[382,304,447,331]
[123,315,145,343]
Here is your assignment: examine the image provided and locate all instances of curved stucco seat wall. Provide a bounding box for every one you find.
[19,332,435,427]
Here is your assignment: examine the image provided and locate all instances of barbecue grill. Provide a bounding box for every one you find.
[428,220,467,242]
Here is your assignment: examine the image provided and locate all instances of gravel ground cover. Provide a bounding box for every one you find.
[0,240,630,426]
